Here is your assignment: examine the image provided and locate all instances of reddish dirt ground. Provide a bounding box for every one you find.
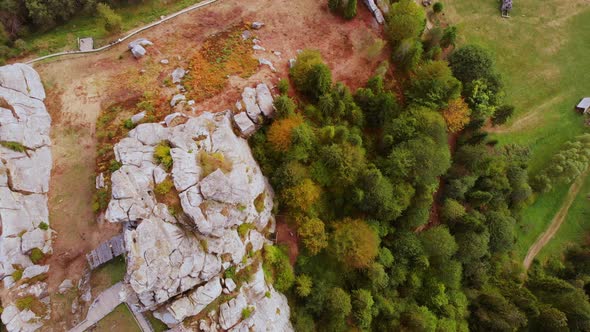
[275,217,300,266]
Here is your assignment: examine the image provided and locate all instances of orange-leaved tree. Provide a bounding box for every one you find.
[267,114,304,152]
[442,98,471,133]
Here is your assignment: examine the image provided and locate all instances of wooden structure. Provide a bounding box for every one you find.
[501,0,512,17]
[86,234,125,270]
[576,98,590,114]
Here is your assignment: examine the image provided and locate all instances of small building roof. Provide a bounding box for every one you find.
[577,97,590,110]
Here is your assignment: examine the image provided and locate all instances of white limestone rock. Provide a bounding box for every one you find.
[241,87,262,124]
[171,68,186,84]
[233,112,256,137]
[255,83,274,118]
[131,45,147,58]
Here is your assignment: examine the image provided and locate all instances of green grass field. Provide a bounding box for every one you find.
[22,0,201,57]
[445,0,590,260]
[93,304,141,332]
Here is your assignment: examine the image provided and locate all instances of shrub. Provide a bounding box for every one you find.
[93,188,110,213]
[154,179,174,195]
[273,95,297,118]
[1,141,26,152]
[237,223,255,238]
[241,306,254,319]
[366,37,385,59]
[277,79,289,94]
[440,26,458,48]
[15,296,35,310]
[263,245,295,292]
[97,3,122,34]
[492,104,515,126]
[433,2,444,13]
[224,266,236,279]
[267,114,304,152]
[123,118,136,130]
[109,159,122,172]
[154,142,173,170]
[12,269,23,281]
[29,248,44,264]
[198,151,232,178]
[39,222,49,231]
[295,274,313,297]
[254,192,266,213]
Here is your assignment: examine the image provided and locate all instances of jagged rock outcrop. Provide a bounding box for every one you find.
[232,83,274,138]
[0,63,52,332]
[106,110,292,330]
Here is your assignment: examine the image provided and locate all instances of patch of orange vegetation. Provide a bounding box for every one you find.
[186,24,258,102]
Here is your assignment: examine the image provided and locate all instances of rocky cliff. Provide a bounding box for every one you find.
[106,110,293,330]
[0,64,52,332]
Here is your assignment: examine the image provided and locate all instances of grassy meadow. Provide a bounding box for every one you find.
[445,0,590,260]
[22,0,202,57]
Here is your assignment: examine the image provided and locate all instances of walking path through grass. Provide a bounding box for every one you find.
[523,172,588,270]
[25,0,219,64]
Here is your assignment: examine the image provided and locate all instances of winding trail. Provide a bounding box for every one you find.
[523,171,588,270]
[25,0,219,64]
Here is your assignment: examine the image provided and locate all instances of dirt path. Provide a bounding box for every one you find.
[40,64,121,294]
[523,171,588,270]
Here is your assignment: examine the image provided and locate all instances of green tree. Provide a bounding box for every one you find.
[433,2,443,13]
[492,104,515,125]
[344,0,357,19]
[295,274,313,297]
[419,225,458,264]
[297,216,328,255]
[331,218,379,269]
[385,0,426,45]
[97,3,122,33]
[327,287,352,331]
[290,50,332,101]
[440,26,458,48]
[441,198,466,221]
[392,38,423,72]
[449,44,501,87]
[352,289,374,331]
[406,61,462,109]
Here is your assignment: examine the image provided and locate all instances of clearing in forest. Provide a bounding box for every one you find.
[445,0,590,260]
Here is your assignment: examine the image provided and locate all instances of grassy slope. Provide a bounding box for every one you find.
[445,0,590,260]
[23,0,201,56]
[93,304,141,332]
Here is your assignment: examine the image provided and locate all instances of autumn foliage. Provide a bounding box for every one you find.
[267,114,304,152]
[442,98,471,133]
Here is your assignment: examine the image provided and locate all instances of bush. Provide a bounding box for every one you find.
[241,306,254,319]
[441,26,458,48]
[15,296,35,311]
[97,3,122,34]
[154,179,174,195]
[254,192,266,213]
[1,141,26,152]
[93,188,110,213]
[123,118,136,130]
[39,222,49,231]
[198,151,232,178]
[154,142,173,170]
[12,269,23,281]
[492,104,515,126]
[109,159,122,172]
[237,223,255,238]
[273,95,297,118]
[433,2,444,13]
[224,266,236,279]
[277,79,289,94]
[29,248,44,264]
[263,245,294,292]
